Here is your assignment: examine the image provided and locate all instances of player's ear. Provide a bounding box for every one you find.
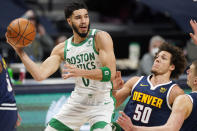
[67,18,71,26]
[170,64,175,71]
[194,77,197,85]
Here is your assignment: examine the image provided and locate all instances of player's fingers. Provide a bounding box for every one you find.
[62,68,77,75]
[190,33,194,38]
[5,32,9,43]
[119,71,122,78]
[116,116,126,127]
[115,71,118,79]
[62,68,70,73]
[117,71,121,77]
[62,73,73,79]
[64,64,75,69]
[119,111,129,119]
[116,117,123,124]
[190,33,197,45]
[121,80,124,85]
[190,20,197,34]
[15,113,22,127]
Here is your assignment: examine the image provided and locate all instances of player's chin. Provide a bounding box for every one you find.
[151,68,158,75]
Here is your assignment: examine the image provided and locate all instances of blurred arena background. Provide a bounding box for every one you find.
[0,0,197,130]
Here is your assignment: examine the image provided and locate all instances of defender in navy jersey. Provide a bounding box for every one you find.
[0,55,21,131]
[123,75,176,126]
[113,43,187,130]
[116,20,197,131]
[116,60,197,131]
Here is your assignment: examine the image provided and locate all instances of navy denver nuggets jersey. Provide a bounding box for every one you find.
[180,92,197,131]
[0,55,17,131]
[0,55,16,108]
[124,75,176,127]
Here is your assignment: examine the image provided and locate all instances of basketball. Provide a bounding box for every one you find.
[7,18,36,47]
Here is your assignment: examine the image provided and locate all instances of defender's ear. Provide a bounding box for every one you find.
[194,77,197,85]
[170,64,175,71]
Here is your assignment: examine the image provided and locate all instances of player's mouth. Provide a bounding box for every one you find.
[152,64,160,70]
[79,26,87,31]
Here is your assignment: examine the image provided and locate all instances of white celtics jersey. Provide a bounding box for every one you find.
[64,29,113,94]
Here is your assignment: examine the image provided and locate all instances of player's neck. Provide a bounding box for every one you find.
[151,74,171,86]
[72,31,89,44]
[192,85,197,92]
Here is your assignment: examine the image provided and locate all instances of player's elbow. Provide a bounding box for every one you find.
[34,77,44,81]
[33,75,46,81]
[165,123,180,131]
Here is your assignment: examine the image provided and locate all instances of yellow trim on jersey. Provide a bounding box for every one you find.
[2,58,7,69]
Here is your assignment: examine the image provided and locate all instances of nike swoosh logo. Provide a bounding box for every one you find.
[104,102,111,105]
[140,84,149,86]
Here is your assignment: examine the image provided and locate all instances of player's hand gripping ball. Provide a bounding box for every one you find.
[6,18,36,47]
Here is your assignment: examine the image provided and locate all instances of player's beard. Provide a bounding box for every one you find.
[72,22,90,38]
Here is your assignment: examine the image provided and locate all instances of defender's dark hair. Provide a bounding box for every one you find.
[192,60,197,76]
[156,42,187,79]
[64,1,88,19]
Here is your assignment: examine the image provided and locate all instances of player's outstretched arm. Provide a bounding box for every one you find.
[190,19,197,45]
[113,76,140,107]
[96,31,116,80]
[6,33,63,81]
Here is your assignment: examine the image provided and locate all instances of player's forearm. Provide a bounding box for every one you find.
[82,66,115,82]
[15,49,48,81]
[113,91,127,108]
[81,68,103,80]
[115,96,126,108]
[132,125,174,131]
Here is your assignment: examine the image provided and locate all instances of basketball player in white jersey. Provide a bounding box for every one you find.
[5,1,116,131]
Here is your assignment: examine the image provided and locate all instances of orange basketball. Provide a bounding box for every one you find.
[7,18,36,47]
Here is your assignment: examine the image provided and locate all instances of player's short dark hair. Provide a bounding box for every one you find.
[192,60,197,76]
[64,1,88,19]
[157,42,187,79]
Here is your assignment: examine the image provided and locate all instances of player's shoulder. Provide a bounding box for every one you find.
[51,42,65,56]
[95,29,111,38]
[125,76,141,88]
[176,94,191,101]
[53,42,65,50]
[174,94,192,111]
[171,84,185,96]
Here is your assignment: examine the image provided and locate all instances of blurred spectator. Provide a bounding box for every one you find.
[137,35,165,76]
[55,35,67,46]
[184,38,197,65]
[22,10,54,62]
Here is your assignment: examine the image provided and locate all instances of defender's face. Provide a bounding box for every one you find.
[68,9,90,37]
[151,51,174,75]
[187,64,196,87]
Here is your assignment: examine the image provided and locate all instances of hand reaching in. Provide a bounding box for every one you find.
[190,19,197,45]
[15,113,22,127]
[62,64,84,79]
[112,71,124,90]
[117,111,133,131]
